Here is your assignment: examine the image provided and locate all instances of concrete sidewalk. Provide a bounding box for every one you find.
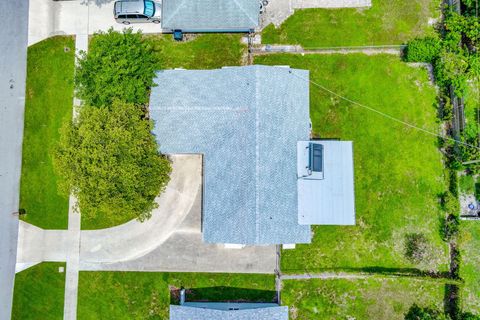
[28,0,163,46]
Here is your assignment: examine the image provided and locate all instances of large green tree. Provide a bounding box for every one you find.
[54,101,171,226]
[75,28,159,107]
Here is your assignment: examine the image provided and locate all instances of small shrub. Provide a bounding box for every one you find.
[450,247,461,279]
[405,304,450,320]
[405,37,442,63]
[404,233,429,263]
[442,97,454,121]
[434,49,470,96]
[442,214,460,241]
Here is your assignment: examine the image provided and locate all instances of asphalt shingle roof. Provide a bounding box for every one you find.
[161,0,259,31]
[149,65,312,245]
[169,305,289,320]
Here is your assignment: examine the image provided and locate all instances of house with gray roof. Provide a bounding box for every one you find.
[149,65,355,246]
[161,0,259,33]
[170,305,288,320]
[170,289,288,320]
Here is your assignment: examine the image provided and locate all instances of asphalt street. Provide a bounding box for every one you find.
[0,0,29,319]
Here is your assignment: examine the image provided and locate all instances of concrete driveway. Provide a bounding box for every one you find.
[80,184,277,273]
[28,0,164,46]
[80,154,202,264]
[17,155,276,274]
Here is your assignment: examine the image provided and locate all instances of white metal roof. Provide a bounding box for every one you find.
[297,140,355,225]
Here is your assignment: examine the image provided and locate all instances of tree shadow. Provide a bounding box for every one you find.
[169,286,277,305]
[78,0,116,8]
[444,283,460,319]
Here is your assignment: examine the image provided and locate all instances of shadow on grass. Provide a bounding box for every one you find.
[170,287,277,305]
[282,266,451,279]
[444,283,460,319]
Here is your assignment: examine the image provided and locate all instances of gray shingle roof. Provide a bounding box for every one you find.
[169,305,289,320]
[161,0,259,31]
[149,65,312,245]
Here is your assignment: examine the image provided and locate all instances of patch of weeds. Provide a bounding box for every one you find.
[405,233,429,263]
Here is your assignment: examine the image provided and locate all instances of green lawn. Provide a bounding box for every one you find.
[12,263,66,320]
[282,277,445,320]
[459,221,480,314]
[19,36,75,230]
[255,54,449,272]
[262,0,440,47]
[149,34,246,69]
[77,272,275,319]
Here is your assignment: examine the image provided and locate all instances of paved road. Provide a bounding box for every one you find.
[0,0,29,319]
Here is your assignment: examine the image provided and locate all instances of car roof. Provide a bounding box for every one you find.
[115,0,145,14]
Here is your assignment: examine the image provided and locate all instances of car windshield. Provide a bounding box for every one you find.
[144,0,155,17]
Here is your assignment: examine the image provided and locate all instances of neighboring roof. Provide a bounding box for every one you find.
[149,65,312,245]
[0,0,29,319]
[297,141,355,225]
[170,305,289,320]
[161,0,259,31]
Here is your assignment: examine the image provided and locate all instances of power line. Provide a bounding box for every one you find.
[288,70,480,151]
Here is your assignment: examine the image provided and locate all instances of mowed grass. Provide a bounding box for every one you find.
[77,272,275,319]
[255,54,448,272]
[20,36,75,229]
[282,278,445,320]
[148,33,247,69]
[459,221,480,314]
[12,263,66,320]
[262,0,440,47]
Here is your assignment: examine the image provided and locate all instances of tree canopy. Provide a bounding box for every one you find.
[54,101,171,225]
[75,28,159,107]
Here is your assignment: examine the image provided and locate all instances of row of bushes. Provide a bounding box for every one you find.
[405,11,479,96]
[405,3,479,320]
[406,5,479,166]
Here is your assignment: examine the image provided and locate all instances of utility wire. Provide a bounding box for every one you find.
[288,70,480,151]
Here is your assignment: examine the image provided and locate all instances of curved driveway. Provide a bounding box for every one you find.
[18,154,275,274]
[79,154,202,264]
